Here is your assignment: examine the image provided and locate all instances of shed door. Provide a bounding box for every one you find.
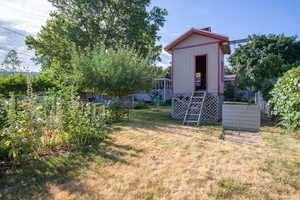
[195,55,207,91]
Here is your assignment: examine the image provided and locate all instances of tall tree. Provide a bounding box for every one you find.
[26,16,75,81]
[228,34,300,96]
[1,49,22,73]
[26,0,167,77]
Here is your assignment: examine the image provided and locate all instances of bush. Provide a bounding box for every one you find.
[0,95,107,166]
[0,98,7,129]
[269,66,300,132]
[106,99,129,123]
[134,100,148,109]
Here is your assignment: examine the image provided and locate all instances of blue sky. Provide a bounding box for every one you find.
[154,0,300,68]
[0,0,299,71]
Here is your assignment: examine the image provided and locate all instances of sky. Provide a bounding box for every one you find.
[0,0,299,71]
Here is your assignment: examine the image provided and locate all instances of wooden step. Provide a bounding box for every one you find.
[191,97,204,99]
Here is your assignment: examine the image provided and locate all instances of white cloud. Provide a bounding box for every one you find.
[0,0,53,34]
[0,0,54,71]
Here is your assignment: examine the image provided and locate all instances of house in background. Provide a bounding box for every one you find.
[165,27,230,121]
[224,74,237,88]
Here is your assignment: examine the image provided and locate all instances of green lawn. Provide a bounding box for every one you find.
[1,106,300,200]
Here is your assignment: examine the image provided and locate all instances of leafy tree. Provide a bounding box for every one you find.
[1,50,22,73]
[252,55,285,100]
[73,46,160,96]
[26,16,75,81]
[224,66,233,75]
[163,66,172,78]
[229,34,300,95]
[269,66,300,132]
[26,0,167,78]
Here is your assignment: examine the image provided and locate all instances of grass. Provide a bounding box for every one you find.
[1,106,300,200]
[215,178,247,199]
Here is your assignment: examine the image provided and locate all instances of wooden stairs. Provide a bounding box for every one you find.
[183,91,206,126]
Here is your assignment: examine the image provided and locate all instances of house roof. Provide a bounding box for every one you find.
[164,28,229,53]
[224,74,236,81]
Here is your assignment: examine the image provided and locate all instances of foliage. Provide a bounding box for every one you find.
[26,0,167,78]
[0,94,108,166]
[106,99,130,123]
[73,46,160,96]
[0,74,57,96]
[134,100,148,109]
[224,82,235,101]
[229,34,300,95]
[0,98,7,129]
[26,17,75,82]
[269,66,300,132]
[163,66,172,78]
[252,55,284,100]
[224,66,233,75]
[1,49,22,73]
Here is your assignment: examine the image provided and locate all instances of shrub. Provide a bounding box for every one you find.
[60,97,107,147]
[134,100,148,109]
[269,66,300,132]
[106,99,129,123]
[0,98,7,129]
[0,95,107,166]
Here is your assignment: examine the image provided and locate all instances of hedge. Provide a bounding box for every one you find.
[0,74,57,96]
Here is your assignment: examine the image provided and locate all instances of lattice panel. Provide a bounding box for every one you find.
[172,93,223,122]
[171,95,190,119]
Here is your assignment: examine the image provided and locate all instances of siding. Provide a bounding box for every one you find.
[219,48,224,94]
[222,104,260,132]
[173,43,218,94]
[175,33,218,48]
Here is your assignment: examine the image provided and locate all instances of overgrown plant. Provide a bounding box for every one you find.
[73,45,161,97]
[0,94,108,167]
[269,66,300,132]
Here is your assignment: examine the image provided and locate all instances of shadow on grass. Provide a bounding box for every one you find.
[122,108,222,138]
[0,137,144,200]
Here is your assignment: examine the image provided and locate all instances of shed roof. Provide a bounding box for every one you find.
[164,28,229,53]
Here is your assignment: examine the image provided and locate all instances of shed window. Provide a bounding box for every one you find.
[195,55,207,91]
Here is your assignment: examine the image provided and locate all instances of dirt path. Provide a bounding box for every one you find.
[3,108,300,200]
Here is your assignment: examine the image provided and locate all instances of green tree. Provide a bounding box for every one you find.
[26,0,167,78]
[73,46,160,96]
[163,66,171,78]
[229,34,300,95]
[1,50,22,73]
[224,66,233,75]
[26,16,75,81]
[269,66,300,132]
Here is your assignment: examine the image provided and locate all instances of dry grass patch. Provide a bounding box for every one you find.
[1,106,300,200]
